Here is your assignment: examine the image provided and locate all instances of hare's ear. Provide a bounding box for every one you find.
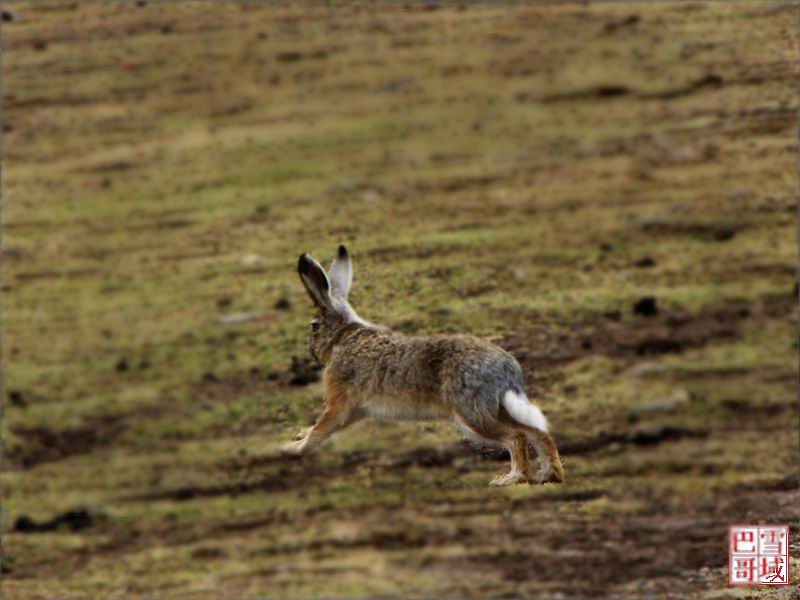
[298,253,332,311]
[328,244,352,300]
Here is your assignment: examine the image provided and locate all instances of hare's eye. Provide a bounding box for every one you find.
[310,320,320,332]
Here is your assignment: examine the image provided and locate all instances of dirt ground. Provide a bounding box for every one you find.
[2,2,798,599]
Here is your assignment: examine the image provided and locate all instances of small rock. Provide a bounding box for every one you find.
[625,362,668,379]
[1,8,19,22]
[712,224,740,241]
[191,547,226,560]
[379,77,413,93]
[12,516,37,533]
[13,509,95,533]
[240,254,264,267]
[8,390,27,408]
[0,556,13,574]
[411,447,453,468]
[59,510,94,531]
[575,139,598,158]
[627,424,700,445]
[636,338,681,355]
[628,424,668,445]
[727,187,749,203]
[453,457,474,472]
[336,178,355,191]
[277,51,304,62]
[383,454,414,469]
[361,190,381,203]
[604,14,640,33]
[510,267,527,281]
[633,296,658,317]
[217,312,262,325]
[274,297,291,310]
[721,397,749,411]
[288,356,321,385]
[635,389,690,414]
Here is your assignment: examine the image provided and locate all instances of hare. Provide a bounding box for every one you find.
[282,245,564,486]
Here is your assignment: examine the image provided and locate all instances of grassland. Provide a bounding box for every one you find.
[1,1,798,598]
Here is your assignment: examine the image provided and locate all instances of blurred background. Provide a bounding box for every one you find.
[1,2,797,598]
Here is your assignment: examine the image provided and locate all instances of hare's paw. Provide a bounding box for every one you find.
[534,462,564,484]
[489,470,529,487]
[294,426,312,441]
[281,438,309,457]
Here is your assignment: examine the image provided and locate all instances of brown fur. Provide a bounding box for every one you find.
[511,433,532,481]
[287,248,565,486]
[502,418,565,483]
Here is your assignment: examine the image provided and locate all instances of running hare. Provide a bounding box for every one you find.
[283,245,564,486]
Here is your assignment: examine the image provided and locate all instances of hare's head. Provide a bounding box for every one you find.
[297,245,368,364]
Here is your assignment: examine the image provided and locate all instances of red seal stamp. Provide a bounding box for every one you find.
[729,525,789,585]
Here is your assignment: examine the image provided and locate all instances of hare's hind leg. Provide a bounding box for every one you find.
[490,432,532,487]
[500,418,564,484]
[526,427,564,484]
[456,416,530,486]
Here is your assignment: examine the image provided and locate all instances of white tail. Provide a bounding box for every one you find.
[502,390,548,432]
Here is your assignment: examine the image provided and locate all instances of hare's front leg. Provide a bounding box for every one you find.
[282,376,363,456]
[293,426,312,441]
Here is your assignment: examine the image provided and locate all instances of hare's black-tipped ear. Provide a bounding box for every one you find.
[298,253,332,310]
[328,244,352,300]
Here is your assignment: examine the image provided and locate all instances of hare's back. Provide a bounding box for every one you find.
[431,335,526,398]
[330,330,524,406]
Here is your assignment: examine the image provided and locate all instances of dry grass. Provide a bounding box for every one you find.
[2,2,798,598]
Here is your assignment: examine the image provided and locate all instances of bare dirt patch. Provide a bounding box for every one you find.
[196,355,322,404]
[124,422,712,505]
[8,414,127,469]
[12,508,99,534]
[502,292,793,376]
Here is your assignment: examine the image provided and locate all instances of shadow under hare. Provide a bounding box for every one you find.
[282,245,564,486]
